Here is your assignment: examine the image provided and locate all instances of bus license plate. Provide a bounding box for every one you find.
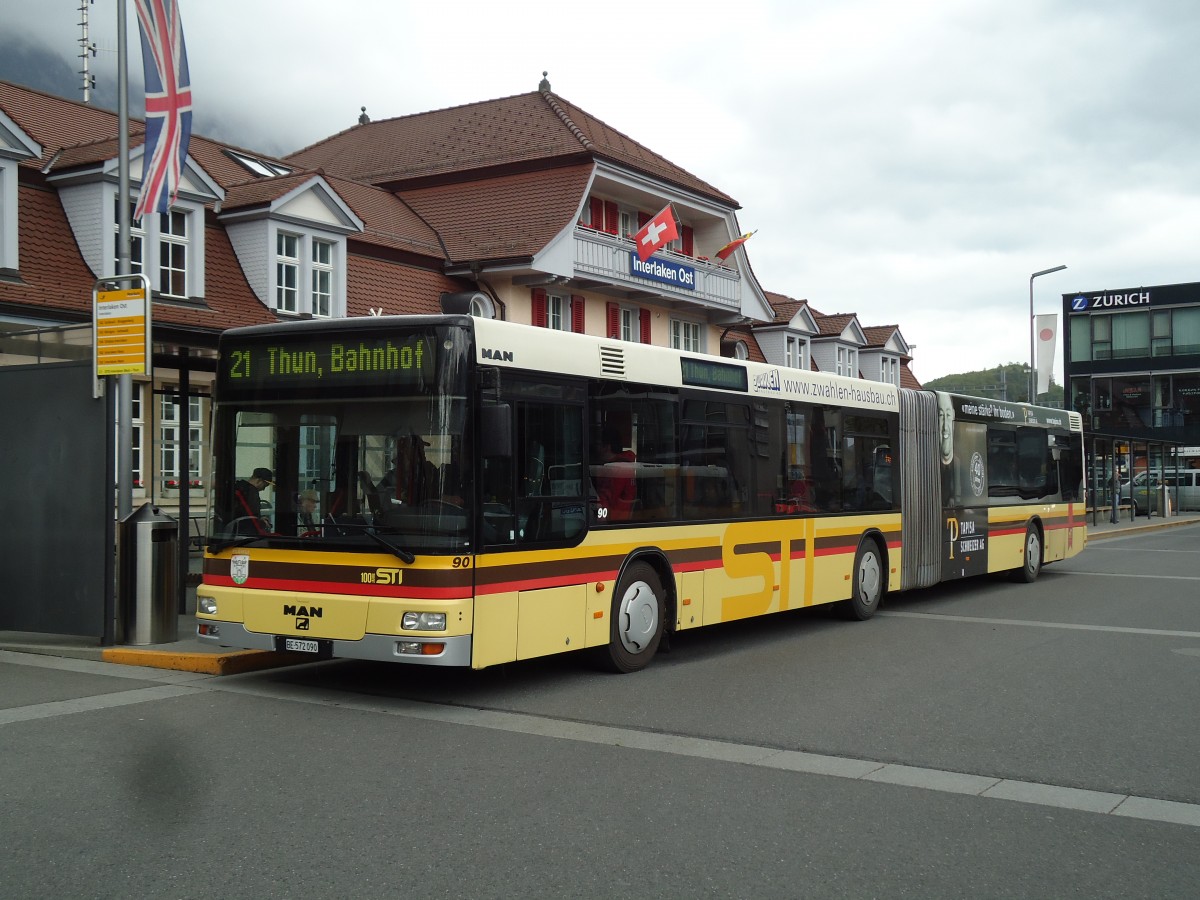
[284,638,319,653]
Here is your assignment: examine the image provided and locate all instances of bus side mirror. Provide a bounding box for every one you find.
[480,403,511,458]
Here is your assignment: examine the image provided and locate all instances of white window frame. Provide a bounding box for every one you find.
[158,387,207,492]
[271,226,343,317]
[110,193,203,298]
[620,306,639,343]
[837,346,858,377]
[0,159,16,271]
[670,318,702,353]
[130,382,145,493]
[157,208,189,298]
[548,293,570,332]
[276,231,300,313]
[114,198,145,276]
[311,238,334,318]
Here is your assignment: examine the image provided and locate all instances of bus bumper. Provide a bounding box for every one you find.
[196,621,473,666]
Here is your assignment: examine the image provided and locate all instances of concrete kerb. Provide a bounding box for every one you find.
[99,646,300,676]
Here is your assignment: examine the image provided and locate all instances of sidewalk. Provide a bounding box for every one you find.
[3,511,1198,675]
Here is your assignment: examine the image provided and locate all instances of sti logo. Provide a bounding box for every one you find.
[1071,296,1089,311]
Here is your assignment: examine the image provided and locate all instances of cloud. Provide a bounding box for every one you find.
[3,0,1199,383]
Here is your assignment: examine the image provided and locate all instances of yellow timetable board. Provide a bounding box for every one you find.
[94,286,149,376]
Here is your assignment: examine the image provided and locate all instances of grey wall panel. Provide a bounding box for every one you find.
[0,362,107,635]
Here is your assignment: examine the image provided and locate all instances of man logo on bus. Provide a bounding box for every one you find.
[970,452,985,496]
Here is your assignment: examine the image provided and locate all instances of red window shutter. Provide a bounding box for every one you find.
[531,288,547,328]
[638,211,650,228]
[681,225,694,257]
[640,307,651,344]
[604,201,619,235]
[571,295,585,334]
[589,198,603,229]
[606,302,620,339]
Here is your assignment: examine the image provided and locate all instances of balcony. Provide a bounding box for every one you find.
[573,226,740,312]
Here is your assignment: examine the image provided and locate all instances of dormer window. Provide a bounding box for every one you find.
[880,356,899,385]
[837,346,858,377]
[112,196,195,299]
[274,229,339,318]
[785,335,809,370]
[225,149,291,178]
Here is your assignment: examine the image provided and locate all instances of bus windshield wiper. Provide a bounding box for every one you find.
[207,535,267,553]
[364,529,416,564]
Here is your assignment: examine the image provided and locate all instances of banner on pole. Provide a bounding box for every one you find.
[1035,313,1057,395]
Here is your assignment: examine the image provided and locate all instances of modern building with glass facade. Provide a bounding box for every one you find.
[1065,280,1200,447]
[1064,280,1200,512]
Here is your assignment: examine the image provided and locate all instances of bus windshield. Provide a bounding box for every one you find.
[206,323,473,554]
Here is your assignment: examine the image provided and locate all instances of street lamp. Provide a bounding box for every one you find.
[1029,265,1067,402]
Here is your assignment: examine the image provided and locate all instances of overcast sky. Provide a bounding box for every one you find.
[6,0,1200,384]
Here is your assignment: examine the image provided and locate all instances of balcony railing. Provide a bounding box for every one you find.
[574,226,740,310]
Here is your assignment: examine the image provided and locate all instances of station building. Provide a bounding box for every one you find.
[1,75,921,524]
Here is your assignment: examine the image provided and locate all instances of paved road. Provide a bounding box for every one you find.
[2,525,1198,898]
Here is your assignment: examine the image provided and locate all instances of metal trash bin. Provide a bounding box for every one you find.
[119,503,178,645]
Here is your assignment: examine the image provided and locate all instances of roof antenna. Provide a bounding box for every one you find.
[78,0,97,103]
[538,71,551,92]
[358,106,370,125]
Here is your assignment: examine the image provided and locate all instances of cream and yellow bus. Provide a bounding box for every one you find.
[197,313,1086,672]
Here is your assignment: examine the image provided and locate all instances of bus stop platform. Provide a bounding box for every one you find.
[3,512,1198,675]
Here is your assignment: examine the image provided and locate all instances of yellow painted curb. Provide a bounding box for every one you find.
[100,648,300,675]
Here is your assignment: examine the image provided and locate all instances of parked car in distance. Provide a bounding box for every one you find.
[1118,469,1200,513]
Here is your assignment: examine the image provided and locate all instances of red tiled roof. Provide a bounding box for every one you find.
[399,164,593,263]
[347,257,472,317]
[814,312,857,337]
[761,291,809,325]
[286,91,736,206]
[0,81,138,168]
[0,185,273,332]
[861,324,901,349]
[0,185,98,315]
[900,362,922,390]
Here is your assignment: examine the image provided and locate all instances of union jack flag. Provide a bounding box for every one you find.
[133,0,192,222]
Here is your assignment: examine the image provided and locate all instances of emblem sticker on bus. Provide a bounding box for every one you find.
[970,452,985,497]
[231,554,249,585]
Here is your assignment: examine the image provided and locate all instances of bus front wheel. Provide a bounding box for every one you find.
[1013,525,1042,583]
[842,540,884,620]
[600,562,664,673]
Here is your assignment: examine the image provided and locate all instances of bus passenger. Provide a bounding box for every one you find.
[381,434,436,505]
[298,489,319,533]
[232,468,273,534]
[595,427,636,521]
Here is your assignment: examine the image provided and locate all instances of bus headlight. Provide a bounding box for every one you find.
[198,596,218,615]
[402,611,446,631]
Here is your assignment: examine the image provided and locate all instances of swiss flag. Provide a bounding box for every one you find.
[632,203,679,261]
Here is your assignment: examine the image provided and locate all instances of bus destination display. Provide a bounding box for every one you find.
[220,333,433,392]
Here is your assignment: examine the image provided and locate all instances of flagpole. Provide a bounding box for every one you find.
[117,0,133,521]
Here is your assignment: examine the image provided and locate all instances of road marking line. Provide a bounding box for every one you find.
[0,684,200,726]
[878,611,1200,639]
[1053,570,1200,581]
[205,678,1200,830]
[6,653,1199,830]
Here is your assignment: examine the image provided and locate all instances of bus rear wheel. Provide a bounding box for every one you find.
[842,540,884,620]
[600,562,664,673]
[1012,525,1042,583]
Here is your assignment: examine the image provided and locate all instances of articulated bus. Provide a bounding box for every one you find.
[197,314,1086,672]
